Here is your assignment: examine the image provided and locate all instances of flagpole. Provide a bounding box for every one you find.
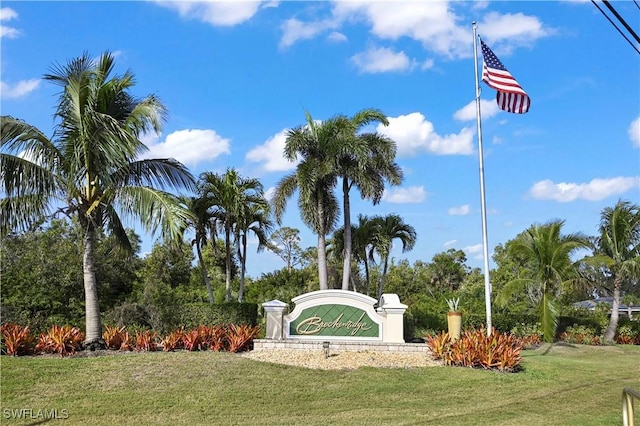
[472,21,493,335]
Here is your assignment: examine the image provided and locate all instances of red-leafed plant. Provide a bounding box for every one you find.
[226,324,260,353]
[425,331,452,364]
[426,327,523,372]
[194,325,227,351]
[36,325,85,356]
[119,331,134,351]
[135,330,158,352]
[1,323,36,356]
[182,329,203,352]
[161,328,185,352]
[103,325,127,350]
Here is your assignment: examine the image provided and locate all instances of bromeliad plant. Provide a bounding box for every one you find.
[426,327,523,372]
[226,324,260,353]
[36,325,85,356]
[1,323,36,356]
[135,330,158,351]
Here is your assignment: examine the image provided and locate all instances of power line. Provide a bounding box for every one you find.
[633,0,640,11]
[602,0,640,44]
[591,0,640,55]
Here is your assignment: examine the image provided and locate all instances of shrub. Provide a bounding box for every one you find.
[178,303,258,329]
[510,323,543,349]
[182,329,203,352]
[1,323,36,356]
[35,325,84,356]
[161,328,185,352]
[135,330,158,351]
[426,327,523,372]
[197,325,227,351]
[103,325,127,350]
[226,324,260,353]
[616,325,640,345]
[559,325,603,346]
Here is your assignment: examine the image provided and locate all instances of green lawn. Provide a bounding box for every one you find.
[1,344,638,425]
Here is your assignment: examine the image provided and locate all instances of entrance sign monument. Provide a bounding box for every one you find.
[262,290,408,344]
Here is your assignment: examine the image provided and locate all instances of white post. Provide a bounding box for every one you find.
[378,294,407,343]
[262,300,288,340]
[472,21,493,335]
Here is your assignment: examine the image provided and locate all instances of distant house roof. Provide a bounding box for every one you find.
[572,298,640,316]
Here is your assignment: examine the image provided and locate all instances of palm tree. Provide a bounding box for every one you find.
[587,200,640,343]
[272,112,340,290]
[353,215,379,296]
[498,220,590,342]
[235,193,273,302]
[199,168,264,301]
[180,195,216,304]
[368,214,417,301]
[334,108,403,290]
[0,52,195,347]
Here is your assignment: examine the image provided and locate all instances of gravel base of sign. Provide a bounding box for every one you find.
[242,348,443,370]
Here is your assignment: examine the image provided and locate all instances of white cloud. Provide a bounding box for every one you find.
[264,186,276,203]
[280,17,337,49]
[454,99,500,121]
[377,112,474,157]
[246,129,297,172]
[382,186,426,203]
[351,46,414,74]
[464,243,483,254]
[477,12,551,49]
[327,31,347,43]
[463,243,486,260]
[629,116,640,148]
[152,1,267,27]
[443,239,457,247]
[0,7,20,39]
[0,79,40,99]
[332,1,469,58]
[448,204,470,215]
[279,2,551,61]
[527,177,640,202]
[141,129,230,166]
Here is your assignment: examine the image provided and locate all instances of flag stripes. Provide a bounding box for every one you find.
[480,38,530,114]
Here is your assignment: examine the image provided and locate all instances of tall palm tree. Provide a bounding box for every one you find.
[273,112,340,290]
[235,193,273,302]
[498,220,590,342]
[587,200,640,343]
[368,214,417,301]
[199,168,264,301]
[180,195,216,304]
[334,108,403,290]
[0,52,195,346]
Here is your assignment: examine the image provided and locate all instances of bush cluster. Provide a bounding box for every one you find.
[426,327,524,372]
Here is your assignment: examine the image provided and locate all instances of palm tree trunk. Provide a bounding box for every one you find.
[196,243,214,304]
[377,254,390,303]
[225,222,232,302]
[341,178,352,290]
[317,233,329,290]
[317,199,329,290]
[237,234,247,303]
[82,224,104,348]
[364,256,371,296]
[604,275,621,343]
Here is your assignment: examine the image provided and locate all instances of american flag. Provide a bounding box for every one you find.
[481,39,530,114]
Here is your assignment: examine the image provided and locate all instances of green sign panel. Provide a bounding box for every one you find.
[289,304,380,338]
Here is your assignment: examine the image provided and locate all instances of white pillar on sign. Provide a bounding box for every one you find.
[379,294,408,344]
[262,300,288,340]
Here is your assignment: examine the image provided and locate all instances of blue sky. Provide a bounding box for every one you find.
[1,1,639,279]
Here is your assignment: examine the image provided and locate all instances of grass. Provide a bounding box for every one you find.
[0,344,638,425]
